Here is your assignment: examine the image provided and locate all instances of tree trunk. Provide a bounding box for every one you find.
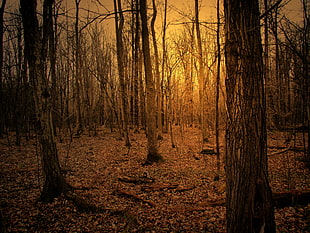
[114,0,131,147]
[140,0,163,164]
[215,0,221,181]
[43,0,57,134]
[131,0,140,130]
[0,0,6,137]
[194,0,208,145]
[161,0,168,133]
[150,0,162,139]
[301,0,310,164]
[74,0,83,135]
[20,0,71,202]
[224,0,276,232]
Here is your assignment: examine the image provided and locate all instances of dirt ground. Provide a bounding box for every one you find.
[0,126,309,232]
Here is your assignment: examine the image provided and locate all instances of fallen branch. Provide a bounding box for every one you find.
[65,190,137,224]
[200,148,216,155]
[175,185,196,192]
[141,183,179,192]
[273,190,310,208]
[74,186,99,191]
[141,183,196,192]
[268,146,306,156]
[268,147,291,156]
[114,189,156,207]
[176,190,310,209]
[118,176,155,184]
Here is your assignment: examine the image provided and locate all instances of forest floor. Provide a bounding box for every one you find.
[0,126,309,232]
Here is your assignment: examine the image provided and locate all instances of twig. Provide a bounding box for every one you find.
[114,189,156,207]
[268,147,291,156]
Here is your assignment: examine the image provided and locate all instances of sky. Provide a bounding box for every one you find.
[4,0,304,23]
[3,0,305,36]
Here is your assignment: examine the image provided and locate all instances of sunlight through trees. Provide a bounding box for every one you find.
[0,0,309,231]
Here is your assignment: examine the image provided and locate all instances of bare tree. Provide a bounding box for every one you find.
[215,0,221,181]
[74,0,83,135]
[150,0,163,139]
[140,0,163,164]
[195,0,208,146]
[0,0,6,137]
[20,0,71,202]
[114,0,131,147]
[224,0,276,232]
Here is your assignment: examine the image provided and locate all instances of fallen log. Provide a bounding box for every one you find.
[141,183,196,192]
[141,183,179,192]
[180,190,310,209]
[268,146,306,156]
[272,190,310,208]
[175,185,196,192]
[114,189,156,207]
[118,176,155,184]
[200,148,216,155]
[268,147,290,156]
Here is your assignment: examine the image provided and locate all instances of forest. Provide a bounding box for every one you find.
[0,0,309,232]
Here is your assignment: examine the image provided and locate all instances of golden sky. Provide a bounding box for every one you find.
[5,0,304,24]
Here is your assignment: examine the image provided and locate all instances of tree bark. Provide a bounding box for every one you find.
[20,0,71,202]
[150,0,163,138]
[215,0,221,181]
[74,0,83,135]
[0,0,6,137]
[224,0,276,232]
[161,0,168,133]
[194,0,208,145]
[114,0,131,147]
[140,0,162,164]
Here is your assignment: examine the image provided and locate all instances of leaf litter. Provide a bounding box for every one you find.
[0,127,309,232]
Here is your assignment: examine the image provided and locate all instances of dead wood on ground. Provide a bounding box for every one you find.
[114,189,156,207]
[272,190,310,208]
[141,183,196,192]
[268,146,306,156]
[118,176,155,184]
[187,190,310,209]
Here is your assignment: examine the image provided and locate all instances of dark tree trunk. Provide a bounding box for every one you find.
[0,0,6,137]
[150,0,163,138]
[224,0,276,232]
[215,0,221,181]
[74,0,83,135]
[20,0,70,202]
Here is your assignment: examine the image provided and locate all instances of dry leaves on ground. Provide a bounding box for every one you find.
[0,127,309,232]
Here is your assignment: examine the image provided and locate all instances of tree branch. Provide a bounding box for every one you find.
[260,0,282,19]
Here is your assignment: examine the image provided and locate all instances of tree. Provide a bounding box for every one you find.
[224,0,276,232]
[150,0,163,138]
[74,0,83,135]
[195,0,209,145]
[0,0,6,137]
[215,0,221,181]
[20,0,71,202]
[114,0,131,147]
[140,0,163,164]
[161,0,168,132]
